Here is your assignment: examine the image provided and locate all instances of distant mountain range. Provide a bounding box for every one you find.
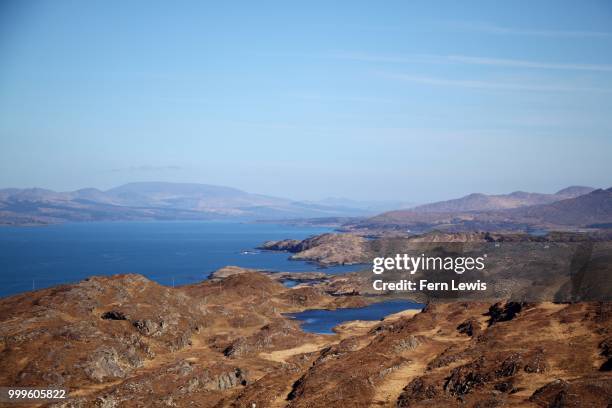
[410,186,594,213]
[350,186,612,233]
[507,187,612,228]
[2,182,610,231]
[0,182,386,225]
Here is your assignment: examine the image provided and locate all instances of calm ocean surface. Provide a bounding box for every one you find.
[0,221,363,298]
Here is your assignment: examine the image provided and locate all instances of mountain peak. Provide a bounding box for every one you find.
[555,186,595,196]
[409,186,598,214]
[106,181,245,196]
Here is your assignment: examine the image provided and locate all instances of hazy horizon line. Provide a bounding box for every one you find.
[0,180,605,205]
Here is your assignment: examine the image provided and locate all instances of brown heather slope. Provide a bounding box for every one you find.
[282,302,612,407]
[0,272,366,407]
[0,271,611,407]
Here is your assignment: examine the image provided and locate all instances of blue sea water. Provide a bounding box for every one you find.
[286,300,424,334]
[0,221,364,298]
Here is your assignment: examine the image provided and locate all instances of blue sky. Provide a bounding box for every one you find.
[0,0,611,202]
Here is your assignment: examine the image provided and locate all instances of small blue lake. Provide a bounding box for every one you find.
[286,299,423,334]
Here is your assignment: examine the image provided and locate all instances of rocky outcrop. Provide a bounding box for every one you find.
[444,357,492,396]
[100,310,127,320]
[599,337,612,371]
[397,377,439,407]
[529,377,612,407]
[210,265,328,285]
[259,239,302,252]
[83,347,140,382]
[201,367,249,390]
[486,301,531,325]
[457,318,481,336]
[260,233,370,265]
[223,319,311,358]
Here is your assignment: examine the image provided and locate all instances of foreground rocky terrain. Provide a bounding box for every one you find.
[1,266,611,407]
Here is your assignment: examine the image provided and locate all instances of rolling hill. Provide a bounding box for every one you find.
[410,186,594,213]
[508,187,612,227]
[348,186,611,233]
[0,182,372,225]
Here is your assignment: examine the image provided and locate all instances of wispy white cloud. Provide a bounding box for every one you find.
[380,73,612,93]
[330,51,612,72]
[450,22,612,38]
[443,55,612,72]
